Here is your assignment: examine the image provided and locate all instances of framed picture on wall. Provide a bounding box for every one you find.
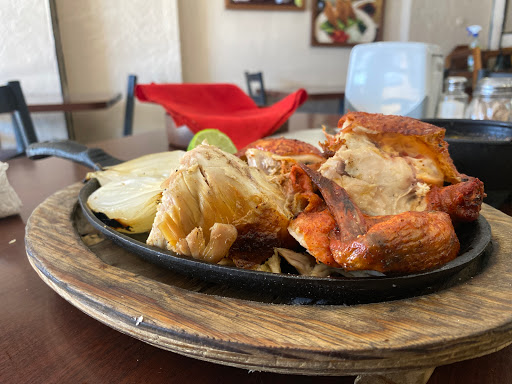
[311,0,385,46]
[225,0,305,11]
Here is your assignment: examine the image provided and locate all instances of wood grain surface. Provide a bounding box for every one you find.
[24,182,512,377]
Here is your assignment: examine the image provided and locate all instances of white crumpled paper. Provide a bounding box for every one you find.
[0,161,22,218]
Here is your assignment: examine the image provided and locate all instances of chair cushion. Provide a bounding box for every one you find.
[135,83,307,148]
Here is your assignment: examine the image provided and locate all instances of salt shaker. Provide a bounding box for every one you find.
[466,77,512,122]
[436,76,469,118]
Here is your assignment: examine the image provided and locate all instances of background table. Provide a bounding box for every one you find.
[1,119,512,383]
[266,86,345,101]
[26,92,122,140]
[267,86,345,114]
[27,92,122,113]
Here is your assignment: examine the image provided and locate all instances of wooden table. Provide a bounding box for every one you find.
[1,121,512,384]
[26,92,122,140]
[26,92,122,113]
[266,86,345,101]
[267,86,345,114]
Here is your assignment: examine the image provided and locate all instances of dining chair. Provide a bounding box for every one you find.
[0,80,38,160]
[244,71,267,106]
[445,45,482,88]
[123,74,137,136]
[135,82,307,149]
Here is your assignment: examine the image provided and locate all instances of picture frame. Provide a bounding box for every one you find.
[311,0,385,47]
[225,0,305,11]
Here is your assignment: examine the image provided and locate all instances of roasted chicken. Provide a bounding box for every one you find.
[319,112,484,222]
[146,144,294,268]
[288,164,460,273]
[237,137,325,176]
[131,112,486,276]
[237,137,326,214]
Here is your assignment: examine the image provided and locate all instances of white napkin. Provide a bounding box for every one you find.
[0,162,22,218]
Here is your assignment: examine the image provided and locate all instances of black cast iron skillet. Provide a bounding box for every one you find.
[26,140,492,305]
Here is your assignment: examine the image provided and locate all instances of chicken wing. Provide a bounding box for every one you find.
[426,175,485,222]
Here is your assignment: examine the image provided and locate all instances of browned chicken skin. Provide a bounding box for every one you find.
[144,113,483,274]
[288,165,460,273]
[236,137,323,160]
[238,114,483,274]
[320,112,485,223]
[426,175,485,223]
[146,144,295,269]
[236,137,326,215]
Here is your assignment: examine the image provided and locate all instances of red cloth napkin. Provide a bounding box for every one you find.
[135,83,308,149]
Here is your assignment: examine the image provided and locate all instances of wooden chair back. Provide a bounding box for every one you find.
[444,45,482,88]
[123,74,137,136]
[0,81,38,159]
[446,46,512,87]
[244,71,267,106]
[481,47,512,71]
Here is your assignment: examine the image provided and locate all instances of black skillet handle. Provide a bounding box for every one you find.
[26,140,124,171]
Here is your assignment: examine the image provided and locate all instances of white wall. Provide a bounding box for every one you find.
[0,0,66,149]
[178,0,493,90]
[409,0,492,54]
[178,0,370,89]
[55,0,182,143]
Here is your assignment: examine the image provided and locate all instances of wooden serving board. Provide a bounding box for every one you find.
[25,183,512,383]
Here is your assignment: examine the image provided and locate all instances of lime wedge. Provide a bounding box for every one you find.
[187,129,237,154]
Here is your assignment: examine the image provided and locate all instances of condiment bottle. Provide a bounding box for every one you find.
[466,77,512,122]
[466,25,481,72]
[436,76,469,118]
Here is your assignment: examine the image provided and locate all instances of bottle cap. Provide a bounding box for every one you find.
[466,25,482,37]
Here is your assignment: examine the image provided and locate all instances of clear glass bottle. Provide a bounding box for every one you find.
[436,76,469,118]
[466,77,512,122]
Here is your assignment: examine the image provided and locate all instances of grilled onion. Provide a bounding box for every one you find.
[87,177,163,233]
[86,150,185,233]
[86,151,185,186]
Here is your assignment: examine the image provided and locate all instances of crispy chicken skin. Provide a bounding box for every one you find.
[426,175,485,222]
[142,113,480,274]
[319,112,484,222]
[288,165,460,273]
[337,112,461,184]
[237,137,324,177]
[237,137,326,214]
[236,137,324,160]
[147,144,294,268]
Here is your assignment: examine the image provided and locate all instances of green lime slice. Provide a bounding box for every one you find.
[187,129,237,154]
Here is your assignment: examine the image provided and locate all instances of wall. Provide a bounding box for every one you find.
[506,0,512,32]
[178,0,493,90]
[409,0,492,54]
[55,0,182,143]
[0,0,66,149]
[178,0,401,90]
